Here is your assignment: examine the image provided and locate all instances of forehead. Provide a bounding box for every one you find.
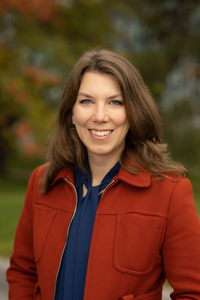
[78,72,122,96]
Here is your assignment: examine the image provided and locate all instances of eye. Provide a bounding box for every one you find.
[110,100,123,105]
[80,99,92,104]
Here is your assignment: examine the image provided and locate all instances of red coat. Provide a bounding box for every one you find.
[7,164,200,300]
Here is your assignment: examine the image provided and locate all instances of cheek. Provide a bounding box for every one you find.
[116,111,129,127]
[120,115,129,135]
[72,108,81,126]
[72,111,88,129]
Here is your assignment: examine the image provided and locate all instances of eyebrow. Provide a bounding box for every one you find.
[77,92,123,99]
[77,93,93,98]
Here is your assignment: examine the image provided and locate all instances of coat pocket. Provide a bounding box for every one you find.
[33,204,57,262]
[120,287,162,300]
[114,212,164,275]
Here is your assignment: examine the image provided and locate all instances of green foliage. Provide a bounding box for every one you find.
[0,0,200,174]
[162,98,200,172]
[165,128,200,167]
[0,0,114,172]
[111,0,200,99]
[0,0,200,257]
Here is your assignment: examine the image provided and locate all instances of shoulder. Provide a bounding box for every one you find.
[28,163,74,192]
[27,162,50,189]
[165,175,193,204]
[151,172,192,189]
[119,166,191,192]
[22,163,50,200]
[150,173,193,202]
[156,174,195,217]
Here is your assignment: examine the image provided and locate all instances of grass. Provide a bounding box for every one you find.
[0,174,200,257]
[0,177,28,256]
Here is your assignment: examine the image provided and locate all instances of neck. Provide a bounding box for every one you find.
[87,153,121,186]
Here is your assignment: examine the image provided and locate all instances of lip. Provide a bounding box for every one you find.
[89,128,113,131]
[88,129,113,140]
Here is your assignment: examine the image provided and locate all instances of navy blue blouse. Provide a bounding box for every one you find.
[54,161,120,300]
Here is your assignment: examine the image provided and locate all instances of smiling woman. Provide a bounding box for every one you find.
[72,72,129,179]
[6,49,200,300]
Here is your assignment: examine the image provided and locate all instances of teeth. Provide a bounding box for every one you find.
[90,130,111,137]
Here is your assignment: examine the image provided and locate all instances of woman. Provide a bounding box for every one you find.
[7,49,200,300]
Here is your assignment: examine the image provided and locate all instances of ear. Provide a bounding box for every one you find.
[72,115,75,125]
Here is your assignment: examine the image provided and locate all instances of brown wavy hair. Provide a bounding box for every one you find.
[43,48,188,192]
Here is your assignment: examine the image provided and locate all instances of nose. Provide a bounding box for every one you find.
[92,103,109,123]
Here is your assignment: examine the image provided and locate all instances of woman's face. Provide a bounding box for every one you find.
[72,72,129,162]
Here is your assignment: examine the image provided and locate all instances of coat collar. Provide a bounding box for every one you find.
[50,167,75,187]
[50,165,151,189]
[116,166,151,188]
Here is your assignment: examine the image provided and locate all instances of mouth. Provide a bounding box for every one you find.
[89,130,112,137]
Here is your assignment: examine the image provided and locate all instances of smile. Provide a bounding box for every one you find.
[90,130,112,137]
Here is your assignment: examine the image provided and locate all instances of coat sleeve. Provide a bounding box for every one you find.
[6,167,40,300]
[163,177,200,299]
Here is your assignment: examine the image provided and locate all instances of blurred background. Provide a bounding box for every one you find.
[0,0,200,257]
